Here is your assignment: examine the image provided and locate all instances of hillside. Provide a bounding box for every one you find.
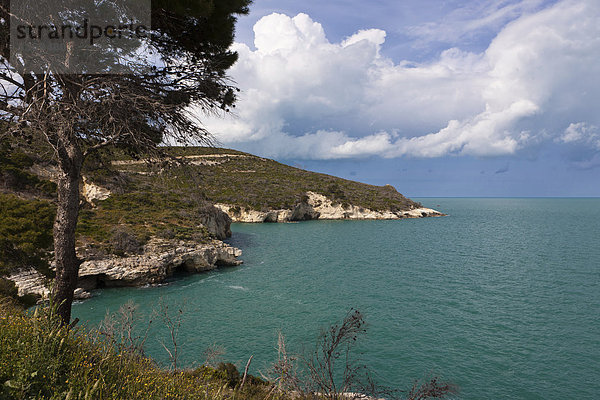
[1,144,441,303]
[95,147,440,223]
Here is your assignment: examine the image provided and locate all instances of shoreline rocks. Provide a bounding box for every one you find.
[7,189,443,302]
[215,191,445,223]
[8,238,242,301]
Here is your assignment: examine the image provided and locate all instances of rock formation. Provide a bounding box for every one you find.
[9,238,242,301]
[198,204,233,239]
[216,191,444,223]
[82,176,112,205]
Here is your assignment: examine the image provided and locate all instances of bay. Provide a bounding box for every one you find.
[72,198,600,399]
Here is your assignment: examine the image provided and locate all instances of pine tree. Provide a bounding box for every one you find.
[0,0,251,323]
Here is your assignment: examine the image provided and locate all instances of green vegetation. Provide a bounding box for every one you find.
[0,193,55,277]
[76,146,422,255]
[77,191,212,252]
[0,302,271,400]
[0,140,56,197]
[0,193,55,306]
[0,302,455,400]
[111,147,421,212]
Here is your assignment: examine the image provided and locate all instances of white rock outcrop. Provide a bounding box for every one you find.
[8,268,51,299]
[215,192,444,223]
[307,191,443,219]
[77,239,241,289]
[214,204,292,223]
[82,177,111,205]
[8,238,242,301]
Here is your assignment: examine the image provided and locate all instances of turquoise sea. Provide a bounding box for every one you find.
[72,198,600,399]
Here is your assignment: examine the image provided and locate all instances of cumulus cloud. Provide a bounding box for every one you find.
[199,0,600,160]
[560,122,600,149]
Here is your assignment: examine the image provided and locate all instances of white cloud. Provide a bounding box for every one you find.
[331,132,396,158]
[342,29,386,50]
[199,0,600,160]
[560,122,600,148]
[253,13,327,54]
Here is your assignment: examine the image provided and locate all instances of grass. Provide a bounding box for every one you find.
[110,147,421,212]
[0,301,273,400]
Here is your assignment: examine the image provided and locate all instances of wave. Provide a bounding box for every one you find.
[227,285,249,291]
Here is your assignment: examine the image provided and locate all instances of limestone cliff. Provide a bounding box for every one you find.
[215,191,444,223]
[9,238,242,300]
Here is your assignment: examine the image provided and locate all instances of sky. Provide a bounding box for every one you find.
[199,0,600,197]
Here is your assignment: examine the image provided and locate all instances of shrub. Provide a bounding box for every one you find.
[0,194,55,277]
[0,303,455,400]
[270,310,457,400]
[109,226,143,256]
[193,363,267,390]
[0,277,17,299]
[0,278,38,308]
[0,304,252,399]
[305,309,369,399]
[216,362,241,388]
[0,143,56,196]
[157,228,176,239]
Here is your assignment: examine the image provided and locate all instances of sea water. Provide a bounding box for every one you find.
[72,198,600,399]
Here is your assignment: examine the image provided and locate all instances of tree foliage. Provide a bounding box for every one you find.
[0,0,251,323]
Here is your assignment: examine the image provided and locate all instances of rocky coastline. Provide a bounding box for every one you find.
[4,164,443,303]
[216,191,444,223]
[9,238,242,301]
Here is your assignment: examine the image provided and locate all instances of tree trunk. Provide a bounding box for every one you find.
[53,141,83,325]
